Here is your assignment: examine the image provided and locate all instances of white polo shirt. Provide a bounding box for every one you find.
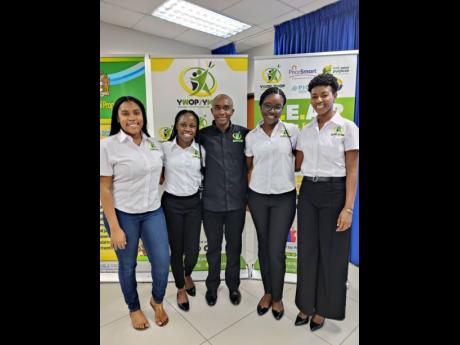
[162,139,205,197]
[296,112,359,177]
[100,130,164,213]
[245,120,299,194]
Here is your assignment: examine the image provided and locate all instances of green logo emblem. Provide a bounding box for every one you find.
[148,141,158,151]
[232,131,243,142]
[262,64,282,84]
[321,65,343,90]
[179,61,217,97]
[192,148,200,158]
[199,116,208,129]
[331,126,345,137]
[280,129,289,137]
[158,127,173,141]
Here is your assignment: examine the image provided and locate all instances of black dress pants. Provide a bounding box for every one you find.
[248,189,296,302]
[295,178,350,320]
[162,191,202,289]
[203,208,246,292]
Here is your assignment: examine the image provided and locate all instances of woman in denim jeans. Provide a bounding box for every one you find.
[100,96,170,329]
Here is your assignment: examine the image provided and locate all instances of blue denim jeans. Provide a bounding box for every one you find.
[103,207,170,312]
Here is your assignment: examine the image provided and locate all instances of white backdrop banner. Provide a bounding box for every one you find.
[252,51,358,282]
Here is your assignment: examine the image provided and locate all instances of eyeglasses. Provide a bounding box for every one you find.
[262,103,284,113]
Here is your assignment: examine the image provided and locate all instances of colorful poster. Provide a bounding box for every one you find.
[252,51,358,281]
[100,56,148,272]
[150,56,248,140]
[151,56,249,277]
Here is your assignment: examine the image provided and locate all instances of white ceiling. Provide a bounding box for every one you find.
[100,0,339,52]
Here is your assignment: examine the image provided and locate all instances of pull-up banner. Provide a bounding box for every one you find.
[253,51,358,282]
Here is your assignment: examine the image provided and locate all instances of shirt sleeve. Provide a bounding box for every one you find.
[245,132,254,157]
[100,141,113,176]
[289,124,300,150]
[156,139,165,164]
[200,145,206,167]
[345,121,359,151]
[296,128,304,151]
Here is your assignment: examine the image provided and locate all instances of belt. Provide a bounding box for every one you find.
[303,176,345,183]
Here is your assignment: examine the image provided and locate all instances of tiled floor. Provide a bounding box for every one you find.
[100,264,358,345]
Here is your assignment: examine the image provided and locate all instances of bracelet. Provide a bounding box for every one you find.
[345,208,353,214]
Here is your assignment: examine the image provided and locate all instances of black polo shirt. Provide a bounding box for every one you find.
[200,121,249,212]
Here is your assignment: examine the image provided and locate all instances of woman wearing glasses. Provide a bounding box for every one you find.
[245,87,299,320]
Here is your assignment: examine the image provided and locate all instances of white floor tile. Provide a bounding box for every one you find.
[100,304,206,345]
[100,282,178,326]
[100,283,130,326]
[165,281,259,339]
[341,326,358,345]
[281,286,359,345]
[347,264,359,302]
[208,311,331,345]
[101,264,359,345]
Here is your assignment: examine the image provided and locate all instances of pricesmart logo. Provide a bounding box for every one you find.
[288,65,317,79]
[179,62,217,97]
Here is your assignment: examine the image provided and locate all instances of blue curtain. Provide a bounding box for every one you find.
[212,42,236,55]
[350,59,359,265]
[274,0,358,54]
[274,0,359,265]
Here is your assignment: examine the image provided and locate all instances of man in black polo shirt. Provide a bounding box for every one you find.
[200,94,249,307]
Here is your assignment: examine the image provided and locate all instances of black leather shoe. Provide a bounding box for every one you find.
[294,314,309,326]
[205,290,217,306]
[257,303,269,315]
[310,317,325,332]
[185,286,196,297]
[229,290,241,305]
[272,308,284,320]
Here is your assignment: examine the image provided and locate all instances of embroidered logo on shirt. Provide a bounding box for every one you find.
[192,148,201,158]
[232,131,243,142]
[331,126,345,137]
[148,142,159,151]
[280,129,290,137]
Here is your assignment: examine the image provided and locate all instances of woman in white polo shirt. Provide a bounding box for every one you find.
[100,96,170,330]
[294,74,359,331]
[161,110,205,312]
[246,87,299,320]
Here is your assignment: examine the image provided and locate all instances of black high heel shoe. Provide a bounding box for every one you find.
[310,316,325,331]
[177,292,190,312]
[185,286,196,297]
[294,313,309,326]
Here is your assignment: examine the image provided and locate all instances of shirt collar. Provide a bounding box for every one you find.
[212,120,233,133]
[329,112,345,126]
[256,119,283,135]
[311,111,344,128]
[171,137,197,151]
[117,130,148,143]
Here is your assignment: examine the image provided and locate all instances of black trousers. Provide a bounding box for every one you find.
[161,191,202,289]
[248,189,296,302]
[203,208,246,292]
[295,177,350,320]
